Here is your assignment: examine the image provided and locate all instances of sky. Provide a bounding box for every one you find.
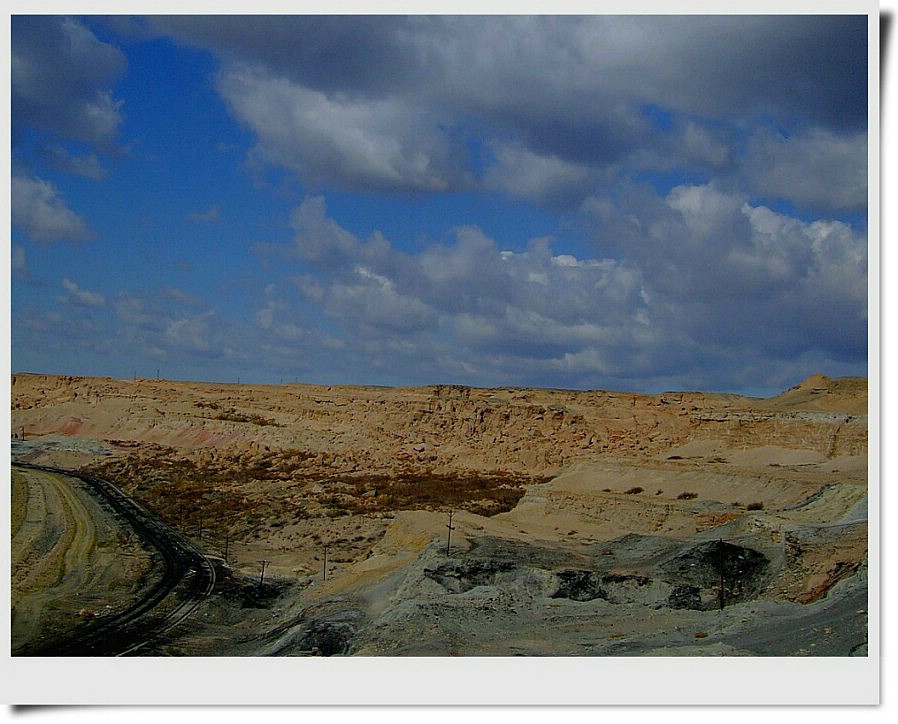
[8,10,872,396]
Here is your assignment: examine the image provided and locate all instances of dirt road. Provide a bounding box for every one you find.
[11,464,215,656]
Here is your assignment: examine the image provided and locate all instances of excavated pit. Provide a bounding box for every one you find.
[422,537,772,612]
[659,540,771,610]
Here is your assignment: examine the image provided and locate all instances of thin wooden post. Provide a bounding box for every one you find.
[717,540,726,610]
[259,559,269,588]
[323,544,328,581]
[446,509,456,556]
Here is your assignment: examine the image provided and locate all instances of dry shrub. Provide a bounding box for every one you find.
[677,491,698,500]
[85,447,546,548]
[318,469,546,516]
[746,501,764,511]
[625,486,644,494]
[84,446,320,538]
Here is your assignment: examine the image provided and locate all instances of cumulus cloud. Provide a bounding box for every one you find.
[40,144,108,180]
[165,313,218,355]
[11,16,126,151]
[62,278,106,308]
[12,175,90,242]
[113,293,163,331]
[743,127,868,212]
[12,246,28,278]
[150,15,865,212]
[583,182,867,368]
[255,300,305,341]
[483,144,591,205]
[218,64,465,193]
[324,267,438,335]
[258,196,667,385]
[579,15,866,129]
[11,16,867,392]
[109,289,255,368]
[289,196,362,267]
[160,286,205,307]
[258,185,864,388]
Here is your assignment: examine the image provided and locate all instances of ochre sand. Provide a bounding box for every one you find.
[11,373,868,655]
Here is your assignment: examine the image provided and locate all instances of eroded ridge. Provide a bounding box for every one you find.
[11,372,867,656]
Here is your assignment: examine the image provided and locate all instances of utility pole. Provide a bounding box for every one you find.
[717,540,726,611]
[323,544,328,581]
[223,534,229,564]
[446,509,456,556]
[259,560,269,588]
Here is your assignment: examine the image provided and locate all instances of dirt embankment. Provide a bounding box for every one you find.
[11,373,866,475]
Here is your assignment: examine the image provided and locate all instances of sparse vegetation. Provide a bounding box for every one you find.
[192,400,280,426]
[313,469,547,516]
[746,501,764,511]
[83,446,548,546]
[625,486,644,495]
[213,409,281,426]
[677,491,698,500]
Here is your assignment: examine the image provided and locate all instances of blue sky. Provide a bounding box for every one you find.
[9,12,871,396]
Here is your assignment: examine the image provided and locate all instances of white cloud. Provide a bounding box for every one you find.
[113,293,160,329]
[743,127,867,211]
[41,144,107,180]
[665,183,748,242]
[159,16,865,215]
[579,181,867,373]
[62,278,106,308]
[12,246,28,277]
[483,144,590,204]
[289,196,361,267]
[12,176,90,242]
[679,121,731,168]
[81,180,861,390]
[255,301,305,341]
[324,266,438,334]
[160,286,205,307]
[218,65,461,193]
[165,313,216,355]
[12,16,126,150]
[264,196,660,382]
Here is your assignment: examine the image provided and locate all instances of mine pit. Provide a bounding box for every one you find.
[10,372,868,656]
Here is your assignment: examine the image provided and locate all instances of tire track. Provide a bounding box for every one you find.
[12,463,216,656]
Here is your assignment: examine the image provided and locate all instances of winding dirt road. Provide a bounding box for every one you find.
[11,464,216,656]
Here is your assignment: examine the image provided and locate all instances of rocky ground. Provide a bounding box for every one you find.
[9,372,868,656]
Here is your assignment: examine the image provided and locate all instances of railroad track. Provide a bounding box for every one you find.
[13,463,217,656]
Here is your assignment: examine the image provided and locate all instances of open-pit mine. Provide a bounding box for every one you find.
[10,372,868,656]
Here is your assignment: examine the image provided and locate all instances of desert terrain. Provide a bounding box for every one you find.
[10,372,868,656]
